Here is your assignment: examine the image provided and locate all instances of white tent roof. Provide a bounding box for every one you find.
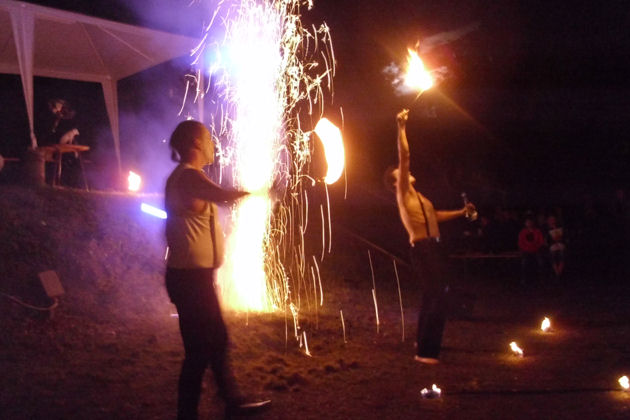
[0,0,200,171]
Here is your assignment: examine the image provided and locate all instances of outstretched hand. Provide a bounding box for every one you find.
[397,109,409,128]
[464,202,477,217]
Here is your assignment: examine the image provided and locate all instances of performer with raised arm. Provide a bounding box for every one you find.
[385,109,476,364]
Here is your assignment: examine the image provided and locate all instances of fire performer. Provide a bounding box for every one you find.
[164,120,269,419]
[385,109,476,364]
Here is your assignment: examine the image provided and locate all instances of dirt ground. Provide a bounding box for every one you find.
[1,184,630,419]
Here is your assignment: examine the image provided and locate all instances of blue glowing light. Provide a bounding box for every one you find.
[141,203,167,219]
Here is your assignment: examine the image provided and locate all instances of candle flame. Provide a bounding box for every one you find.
[619,375,629,390]
[314,118,345,184]
[404,49,434,93]
[128,171,141,192]
[541,317,551,332]
[509,341,524,357]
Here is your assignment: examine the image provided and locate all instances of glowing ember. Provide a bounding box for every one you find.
[420,384,442,399]
[127,170,141,192]
[509,341,524,357]
[541,317,551,332]
[404,48,434,93]
[619,375,629,390]
[314,118,344,184]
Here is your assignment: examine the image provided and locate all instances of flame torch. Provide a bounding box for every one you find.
[404,48,435,105]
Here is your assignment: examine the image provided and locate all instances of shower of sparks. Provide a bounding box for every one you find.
[509,341,524,357]
[188,0,337,313]
[128,171,142,192]
[340,309,346,343]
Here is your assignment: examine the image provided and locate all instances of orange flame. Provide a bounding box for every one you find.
[404,49,434,93]
[314,118,345,184]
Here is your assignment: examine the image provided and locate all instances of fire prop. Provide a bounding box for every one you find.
[127,170,141,192]
[313,118,345,184]
[189,0,339,314]
[619,375,629,390]
[509,341,524,357]
[420,384,442,399]
[403,48,434,94]
[384,46,438,101]
[540,317,551,332]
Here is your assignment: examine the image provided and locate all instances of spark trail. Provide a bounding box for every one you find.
[187,0,336,314]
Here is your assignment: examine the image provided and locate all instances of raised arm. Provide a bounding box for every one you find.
[396,108,411,193]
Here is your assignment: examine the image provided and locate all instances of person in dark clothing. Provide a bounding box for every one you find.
[164,120,269,419]
[384,109,475,364]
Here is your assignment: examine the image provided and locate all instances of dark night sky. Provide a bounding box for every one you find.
[3,0,629,203]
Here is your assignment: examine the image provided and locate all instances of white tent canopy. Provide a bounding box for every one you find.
[0,0,200,171]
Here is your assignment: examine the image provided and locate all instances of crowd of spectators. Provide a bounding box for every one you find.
[457,188,630,283]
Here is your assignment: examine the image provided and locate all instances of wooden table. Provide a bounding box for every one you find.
[39,144,90,190]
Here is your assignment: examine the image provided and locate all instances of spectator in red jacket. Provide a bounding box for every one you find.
[518,216,545,285]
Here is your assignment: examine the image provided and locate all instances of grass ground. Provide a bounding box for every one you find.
[1,184,630,419]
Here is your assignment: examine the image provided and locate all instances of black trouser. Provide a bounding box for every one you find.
[410,239,450,359]
[166,267,238,420]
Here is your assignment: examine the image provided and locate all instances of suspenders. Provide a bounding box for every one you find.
[209,204,218,266]
[416,192,432,238]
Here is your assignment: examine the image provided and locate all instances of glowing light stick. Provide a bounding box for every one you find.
[541,317,551,332]
[619,375,629,390]
[140,203,167,219]
[314,118,344,184]
[128,171,141,192]
[509,341,524,357]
